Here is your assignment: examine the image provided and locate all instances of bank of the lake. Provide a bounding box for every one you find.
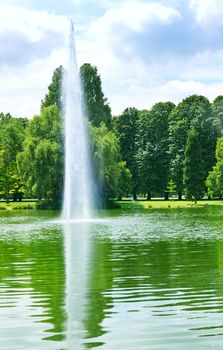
[0,201,37,210]
[1,199,223,211]
[117,199,223,209]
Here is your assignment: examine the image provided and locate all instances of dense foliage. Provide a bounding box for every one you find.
[2,62,223,206]
[17,106,63,207]
[183,129,204,201]
[113,108,139,199]
[80,63,112,128]
[136,102,175,200]
[206,137,223,198]
[0,113,27,202]
[168,95,217,199]
[16,63,128,207]
[41,66,63,111]
[90,123,131,205]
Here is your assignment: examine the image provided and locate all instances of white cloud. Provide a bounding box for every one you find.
[190,0,223,25]
[0,4,67,41]
[89,1,181,34]
[0,49,67,117]
[76,1,182,87]
[109,78,223,115]
[0,4,68,117]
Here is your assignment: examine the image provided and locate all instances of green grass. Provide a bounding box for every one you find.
[0,201,37,210]
[117,199,223,209]
[0,199,223,211]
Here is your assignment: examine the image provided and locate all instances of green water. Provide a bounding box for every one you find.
[1,207,223,349]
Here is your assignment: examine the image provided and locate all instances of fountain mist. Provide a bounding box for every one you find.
[62,20,93,221]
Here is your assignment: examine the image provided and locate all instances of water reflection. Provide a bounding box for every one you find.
[1,209,223,349]
[0,219,66,349]
[64,223,91,349]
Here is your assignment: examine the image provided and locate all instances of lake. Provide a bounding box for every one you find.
[1,207,223,349]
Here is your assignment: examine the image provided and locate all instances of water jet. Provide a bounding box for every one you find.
[62,20,93,221]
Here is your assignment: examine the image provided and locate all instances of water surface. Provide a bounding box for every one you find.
[0,207,223,349]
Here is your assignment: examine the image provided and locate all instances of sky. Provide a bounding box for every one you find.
[1,0,223,118]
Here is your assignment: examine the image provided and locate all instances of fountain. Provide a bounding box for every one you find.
[62,22,95,347]
[62,20,93,221]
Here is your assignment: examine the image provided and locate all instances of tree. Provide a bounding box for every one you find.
[136,102,175,199]
[183,129,204,201]
[206,137,223,198]
[17,106,63,207]
[113,107,139,199]
[212,95,223,136]
[169,95,217,199]
[80,63,112,127]
[41,66,63,111]
[89,123,131,206]
[0,115,27,201]
[165,179,177,200]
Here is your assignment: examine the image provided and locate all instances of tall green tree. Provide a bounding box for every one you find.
[183,129,204,201]
[80,63,112,127]
[17,106,63,207]
[41,66,63,111]
[136,102,175,199]
[113,107,139,200]
[169,95,217,199]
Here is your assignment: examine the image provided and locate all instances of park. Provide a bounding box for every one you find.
[1,2,223,350]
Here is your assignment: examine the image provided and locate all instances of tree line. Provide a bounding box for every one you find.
[1,63,223,206]
[114,95,223,202]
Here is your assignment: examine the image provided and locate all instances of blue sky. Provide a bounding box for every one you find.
[0,0,223,117]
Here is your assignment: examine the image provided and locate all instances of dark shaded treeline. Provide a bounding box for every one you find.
[113,95,223,201]
[1,64,223,206]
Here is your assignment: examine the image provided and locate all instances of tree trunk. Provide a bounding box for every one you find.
[18,192,23,202]
[164,192,169,201]
[147,191,151,200]
[178,191,182,200]
[13,192,18,202]
[133,192,137,201]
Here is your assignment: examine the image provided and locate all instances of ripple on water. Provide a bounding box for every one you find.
[0,208,223,349]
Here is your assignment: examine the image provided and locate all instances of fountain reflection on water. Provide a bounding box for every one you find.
[64,223,90,350]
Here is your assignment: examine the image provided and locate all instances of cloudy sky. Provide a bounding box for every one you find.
[0,0,223,118]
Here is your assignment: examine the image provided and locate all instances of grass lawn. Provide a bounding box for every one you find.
[117,199,223,209]
[0,201,37,210]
